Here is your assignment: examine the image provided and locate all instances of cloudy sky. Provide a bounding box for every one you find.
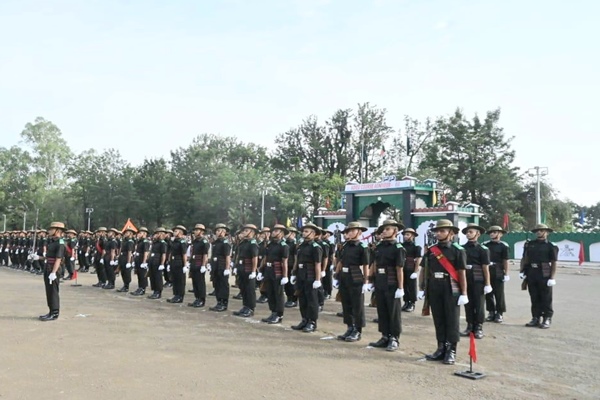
[1,0,597,205]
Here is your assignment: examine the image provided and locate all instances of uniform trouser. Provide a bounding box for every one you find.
[20,251,27,266]
[148,260,163,293]
[119,260,132,287]
[465,279,485,326]
[213,269,229,304]
[78,253,88,270]
[528,278,553,319]
[64,257,74,276]
[171,260,185,297]
[375,286,402,337]
[95,257,107,283]
[264,276,284,316]
[190,266,206,300]
[239,270,256,310]
[486,278,506,314]
[323,267,333,296]
[339,274,365,330]
[317,285,325,306]
[135,262,148,289]
[284,268,296,301]
[0,250,6,265]
[403,268,417,303]
[297,279,319,322]
[32,260,41,272]
[104,256,115,284]
[163,264,171,283]
[428,278,460,344]
[44,267,60,313]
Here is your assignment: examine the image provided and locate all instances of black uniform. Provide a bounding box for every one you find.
[463,241,490,331]
[236,238,259,312]
[211,237,232,308]
[118,237,135,289]
[485,240,509,317]
[148,238,168,295]
[402,241,422,306]
[77,236,90,272]
[424,242,466,345]
[338,240,369,333]
[94,237,107,285]
[294,240,323,326]
[263,238,289,318]
[284,237,297,305]
[522,239,557,320]
[317,239,330,306]
[134,237,151,291]
[190,236,210,303]
[170,237,188,299]
[104,237,118,287]
[373,240,406,339]
[44,237,65,315]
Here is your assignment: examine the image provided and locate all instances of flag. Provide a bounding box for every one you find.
[469,332,477,363]
[502,213,509,231]
[579,208,586,225]
[121,218,137,233]
[541,211,547,224]
[441,192,447,205]
[406,136,411,156]
[431,190,437,206]
[296,216,303,229]
[325,197,331,209]
[286,217,291,228]
[579,241,585,265]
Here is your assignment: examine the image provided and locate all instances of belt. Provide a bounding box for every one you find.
[433,272,448,279]
[266,262,272,267]
[531,263,539,268]
[377,268,385,274]
[342,267,349,273]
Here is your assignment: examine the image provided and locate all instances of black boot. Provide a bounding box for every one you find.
[233,292,243,300]
[539,317,551,329]
[474,324,484,339]
[386,336,399,352]
[337,326,354,341]
[369,336,389,348]
[302,321,316,332]
[345,328,361,342]
[405,302,415,313]
[268,315,282,324]
[401,302,409,311]
[443,343,456,365]
[116,286,129,293]
[525,317,541,327]
[130,288,145,296]
[485,312,495,322]
[426,342,446,361]
[460,323,473,336]
[40,311,59,322]
[257,295,268,303]
[261,312,277,323]
[147,292,161,299]
[291,319,308,330]
[494,313,503,323]
[208,290,215,296]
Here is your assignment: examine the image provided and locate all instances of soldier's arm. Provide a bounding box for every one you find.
[396,247,406,289]
[482,247,491,286]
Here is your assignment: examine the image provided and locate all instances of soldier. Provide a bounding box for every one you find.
[117,227,136,293]
[484,226,510,323]
[209,224,232,312]
[102,228,119,289]
[163,229,174,288]
[291,222,323,333]
[32,229,47,275]
[334,221,370,342]
[401,228,422,313]
[369,219,406,351]
[38,222,66,321]
[92,227,108,288]
[284,227,298,308]
[419,219,468,365]
[62,229,78,280]
[147,227,168,299]
[233,224,259,317]
[77,231,89,273]
[316,228,330,311]
[460,223,492,339]
[131,227,150,296]
[520,224,557,329]
[188,224,210,308]
[257,227,270,304]
[167,225,189,303]
[322,229,335,300]
[258,224,289,324]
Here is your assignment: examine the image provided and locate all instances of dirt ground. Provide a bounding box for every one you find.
[1,262,599,400]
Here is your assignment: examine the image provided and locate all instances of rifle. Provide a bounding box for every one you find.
[521,238,530,291]
[421,240,430,316]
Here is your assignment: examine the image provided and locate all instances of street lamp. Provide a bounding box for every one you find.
[527,167,548,225]
[86,208,94,231]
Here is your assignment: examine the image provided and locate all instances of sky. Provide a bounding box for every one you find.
[0,0,598,206]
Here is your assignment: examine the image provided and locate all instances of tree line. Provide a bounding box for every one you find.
[0,104,589,233]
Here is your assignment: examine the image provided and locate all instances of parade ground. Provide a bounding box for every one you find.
[1,264,599,400]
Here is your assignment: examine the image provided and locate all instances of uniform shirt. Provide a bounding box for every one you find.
[339,240,370,267]
[170,237,188,260]
[424,241,467,276]
[403,241,422,259]
[135,238,151,261]
[265,239,290,262]
[105,238,118,259]
[296,240,323,265]
[191,237,210,259]
[285,238,296,267]
[318,239,330,266]
[211,237,232,269]
[150,239,168,261]
[463,241,490,266]
[120,237,135,258]
[374,240,406,267]
[522,239,558,264]
[46,237,66,262]
[36,237,48,256]
[484,240,509,264]
[237,238,259,260]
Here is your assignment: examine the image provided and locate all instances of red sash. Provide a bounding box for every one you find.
[429,245,459,282]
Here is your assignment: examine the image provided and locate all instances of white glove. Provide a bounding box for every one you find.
[280,277,289,285]
[457,295,469,306]
[333,279,339,289]
[483,285,493,294]
[320,270,326,278]
[33,255,39,261]
[200,266,207,273]
[70,257,75,262]
[230,261,234,267]
[290,275,297,285]
[547,279,556,287]
[223,269,230,276]
[410,272,418,280]
[183,266,189,274]
[312,280,322,289]
[48,272,57,283]
[91,257,95,263]
[125,263,132,269]
[362,283,373,293]
[85,253,89,257]
[232,267,237,276]
[166,265,170,272]
[249,272,256,280]
[329,265,334,271]
[503,275,510,282]
[141,263,148,269]
[100,259,104,265]
[27,254,33,260]
[158,265,165,271]
[417,290,425,300]
[519,272,526,279]
[394,288,404,299]
[207,264,212,272]
[256,272,264,281]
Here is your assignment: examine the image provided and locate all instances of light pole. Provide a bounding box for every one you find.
[23,211,26,231]
[2,214,5,232]
[86,208,94,231]
[527,167,548,224]
[260,190,265,229]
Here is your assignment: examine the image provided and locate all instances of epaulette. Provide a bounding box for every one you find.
[180,239,186,244]
[480,244,488,250]
[128,239,134,243]
[550,241,558,247]
[500,241,509,247]
[59,238,65,245]
[202,239,208,243]
[250,239,257,244]
[312,242,320,247]
[281,240,287,246]
[223,239,229,244]
[160,240,166,244]
[144,239,149,243]
[360,242,367,248]
[452,242,464,250]
[483,240,491,246]
[396,243,403,248]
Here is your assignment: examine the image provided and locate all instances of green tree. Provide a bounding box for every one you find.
[353,102,393,183]
[515,181,574,231]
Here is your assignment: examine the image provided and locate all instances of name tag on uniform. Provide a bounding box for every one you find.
[434,272,445,279]
[377,268,385,274]
[266,262,272,267]
[150,253,155,257]
[298,264,304,268]
[531,263,538,268]
[342,267,349,273]
[213,257,217,261]
[466,264,472,269]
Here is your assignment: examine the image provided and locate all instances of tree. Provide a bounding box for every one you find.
[516,181,574,231]
[419,108,522,226]
[388,116,436,177]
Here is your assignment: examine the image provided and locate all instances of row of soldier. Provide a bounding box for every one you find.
[5,218,557,365]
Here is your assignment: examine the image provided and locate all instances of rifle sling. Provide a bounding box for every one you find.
[429,245,460,283]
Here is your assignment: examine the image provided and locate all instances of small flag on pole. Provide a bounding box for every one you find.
[579,241,585,265]
[72,269,78,281]
[286,217,291,228]
[431,190,437,206]
[502,213,509,231]
[469,332,477,363]
[579,209,586,225]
